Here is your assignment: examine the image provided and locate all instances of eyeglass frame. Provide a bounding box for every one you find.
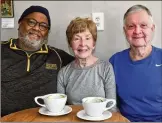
[23,18,50,31]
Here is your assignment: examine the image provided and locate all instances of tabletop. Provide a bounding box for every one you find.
[1,105,130,122]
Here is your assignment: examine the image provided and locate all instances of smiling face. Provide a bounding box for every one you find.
[66,17,97,60]
[124,10,155,48]
[18,12,49,51]
[71,29,95,59]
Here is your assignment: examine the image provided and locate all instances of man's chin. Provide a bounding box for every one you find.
[24,41,44,51]
[131,44,148,48]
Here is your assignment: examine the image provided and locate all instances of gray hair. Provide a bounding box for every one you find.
[123,4,153,25]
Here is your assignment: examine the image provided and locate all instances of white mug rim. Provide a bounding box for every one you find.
[82,97,108,104]
[44,93,67,100]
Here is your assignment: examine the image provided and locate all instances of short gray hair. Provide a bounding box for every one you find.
[123,4,153,24]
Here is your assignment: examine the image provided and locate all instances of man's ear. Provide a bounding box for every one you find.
[18,22,22,30]
[18,25,20,30]
[123,26,127,35]
[151,24,155,32]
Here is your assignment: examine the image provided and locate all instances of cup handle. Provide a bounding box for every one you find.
[104,99,116,111]
[34,96,46,107]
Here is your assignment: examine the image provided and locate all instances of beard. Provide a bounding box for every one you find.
[18,31,47,51]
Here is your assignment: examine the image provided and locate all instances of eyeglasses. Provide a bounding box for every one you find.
[24,18,49,31]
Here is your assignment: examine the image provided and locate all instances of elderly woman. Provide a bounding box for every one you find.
[57,17,117,111]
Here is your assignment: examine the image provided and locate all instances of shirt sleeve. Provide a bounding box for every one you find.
[104,62,118,112]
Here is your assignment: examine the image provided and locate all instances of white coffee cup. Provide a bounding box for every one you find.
[34,93,67,113]
[82,97,116,117]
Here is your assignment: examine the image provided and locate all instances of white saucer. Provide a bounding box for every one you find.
[77,110,112,121]
[38,105,72,116]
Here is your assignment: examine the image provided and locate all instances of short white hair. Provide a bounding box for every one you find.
[123,4,154,25]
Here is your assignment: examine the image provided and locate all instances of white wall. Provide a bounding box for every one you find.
[1,1,161,60]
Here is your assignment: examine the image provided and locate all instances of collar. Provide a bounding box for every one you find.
[9,38,48,53]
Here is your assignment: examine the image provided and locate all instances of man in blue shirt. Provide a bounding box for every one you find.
[109,4,162,122]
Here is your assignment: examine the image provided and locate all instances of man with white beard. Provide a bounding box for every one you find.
[1,5,74,116]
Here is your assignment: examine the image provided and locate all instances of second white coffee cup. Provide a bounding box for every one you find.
[34,93,67,113]
[82,97,116,117]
